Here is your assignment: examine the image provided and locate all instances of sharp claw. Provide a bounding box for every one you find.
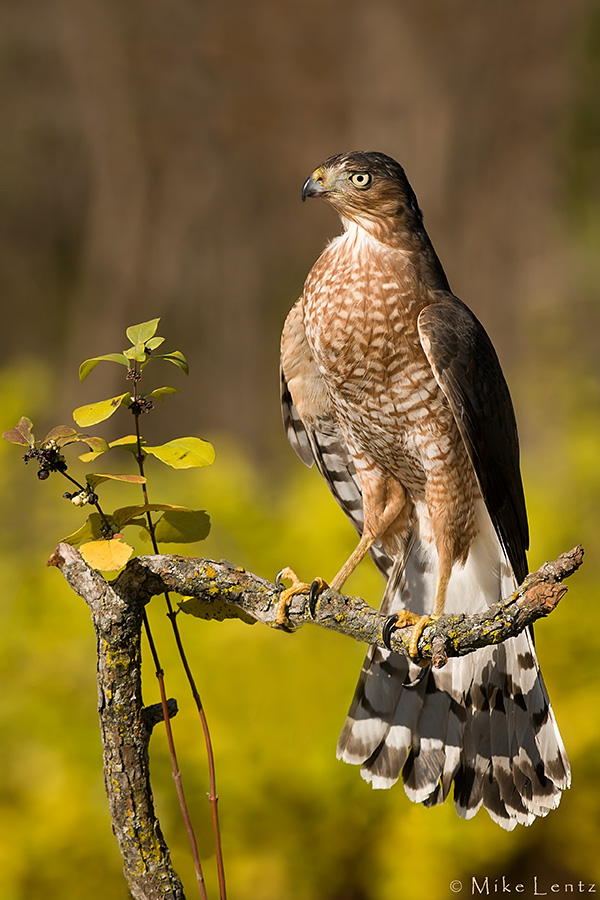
[275,569,286,590]
[382,613,399,650]
[309,579,321,618]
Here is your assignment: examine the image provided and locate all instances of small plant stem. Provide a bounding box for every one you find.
[166,609,227,900]
[131,374,227,900]
[58,470,114,536]
[61,471,88,492]
[142,609,209,900]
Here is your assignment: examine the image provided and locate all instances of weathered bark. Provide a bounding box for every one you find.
[120,544,584,666]
[48,543,186,900]
[47,541,583,897]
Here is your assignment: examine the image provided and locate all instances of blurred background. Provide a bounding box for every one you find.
[1,0,599,897]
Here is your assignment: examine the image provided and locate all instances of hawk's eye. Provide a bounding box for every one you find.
[349,171,372,189]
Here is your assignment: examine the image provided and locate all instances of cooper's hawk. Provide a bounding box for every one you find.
[279,151,570,829]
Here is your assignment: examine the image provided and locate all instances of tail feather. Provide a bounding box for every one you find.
[337,501,570,829]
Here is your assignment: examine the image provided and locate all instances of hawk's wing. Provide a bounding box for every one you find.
[417,295,529,582]
[280,301,394,581]
[281,369,395,582]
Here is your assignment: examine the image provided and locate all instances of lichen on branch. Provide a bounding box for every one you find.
[115,544,583,665]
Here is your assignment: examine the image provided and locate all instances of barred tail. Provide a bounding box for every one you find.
[336,501,570,830]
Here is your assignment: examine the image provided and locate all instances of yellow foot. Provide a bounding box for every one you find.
[382,611,438,659]
[274,568,328,626]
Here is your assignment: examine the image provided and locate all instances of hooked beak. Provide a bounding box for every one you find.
[301,169,328,202]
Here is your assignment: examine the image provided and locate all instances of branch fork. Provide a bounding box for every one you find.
[48,541,583,897]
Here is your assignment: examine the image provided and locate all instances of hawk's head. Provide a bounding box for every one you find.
[301,151,423,235]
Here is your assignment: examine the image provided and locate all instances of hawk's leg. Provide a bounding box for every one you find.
[275,531,377,626]
[383,565,451,658]
[276,467,408,624]
[329,532,376,590]
[330,465,409,590]
[395,490,472,650]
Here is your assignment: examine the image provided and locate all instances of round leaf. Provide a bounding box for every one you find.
[124,345,148,363]
[86,473,146,490]
[139,509,211,543]
[80,537,134,571]
[148,351,189,375]
[145,387,179,401]
[144,437,215,469]
[3,416,34,447]
[112,502,189,530]
[79,354,129,383]
[62,513,107,546]
[110,435,141,452]
[126,319,161,345]
[73,393,131,427]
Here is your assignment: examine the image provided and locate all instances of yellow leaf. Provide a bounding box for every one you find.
[144,437,215,469]
[80,538,134,571]
[73,393,131,427]
[112,502,188,529]
[62,513,106,546]
[139,509,211,543]
[86,473,146,490]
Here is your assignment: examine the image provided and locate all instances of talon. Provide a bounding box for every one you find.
[381,611,435,659]
[408,614,433,659]
[308,577,327,618]
[382,613,399,650]
[275,568,288,590]
[274,567,313,626]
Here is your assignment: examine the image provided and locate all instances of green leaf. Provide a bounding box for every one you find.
[145,337,165,351]
[83,435,110,453]
[139,509,211,544]
[79,450,101,463]
[124,344,147,363]
[126,318,161,345]
[3,416,34,447]
[86,473,146,490]
[62,513,107,546]
[144,437,215,469]
[77,436,111,462]
[112,502,190,530]
[148,350,189,375]
[80,434,141,462]
[73,393,131,427]
[111,435,141,451]
[80,537,134,571]
[144,386,180,402]
[79,354,129,382]
[43,425,79,445]
[179,596,256,624]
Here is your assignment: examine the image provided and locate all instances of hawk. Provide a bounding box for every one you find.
[279,150,570,829]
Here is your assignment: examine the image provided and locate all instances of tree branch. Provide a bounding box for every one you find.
[47,541,583,897]
[119,544,583,665]
[47,543,186,900]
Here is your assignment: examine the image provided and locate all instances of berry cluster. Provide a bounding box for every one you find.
[23,441,67,480]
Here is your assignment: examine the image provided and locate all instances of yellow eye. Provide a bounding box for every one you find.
[349,171,372,189]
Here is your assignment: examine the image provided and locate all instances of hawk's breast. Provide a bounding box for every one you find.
[301,225,474,507]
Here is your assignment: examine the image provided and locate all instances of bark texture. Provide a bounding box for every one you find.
[120,545,584,665]
[48,543,186,900]
[47,541,583,897]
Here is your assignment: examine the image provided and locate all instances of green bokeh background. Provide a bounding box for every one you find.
[2,1,600,898]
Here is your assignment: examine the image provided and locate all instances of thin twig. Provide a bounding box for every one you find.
[142,610,208,900]
[131,371,227,900]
